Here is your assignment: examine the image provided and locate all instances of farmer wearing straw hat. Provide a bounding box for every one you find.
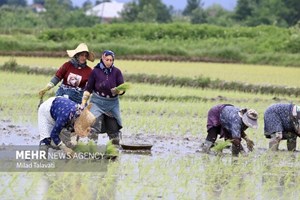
[80,50,125,145]
[264,103,300,151]
[201,104,258,156]
[38,97,96,157]
[38,43,95,104]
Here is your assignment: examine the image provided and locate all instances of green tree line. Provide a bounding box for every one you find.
[0,0,300,28]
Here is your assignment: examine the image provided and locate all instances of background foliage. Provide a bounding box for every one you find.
[1,23,300,66]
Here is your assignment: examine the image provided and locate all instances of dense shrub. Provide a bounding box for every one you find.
[1,24,300,66]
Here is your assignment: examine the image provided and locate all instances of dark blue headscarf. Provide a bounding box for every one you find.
[102,50,115,61]
[95,50,115,74]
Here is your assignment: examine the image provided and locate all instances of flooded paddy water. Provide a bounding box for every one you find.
[1,58,300,199]
[1,120,300,199]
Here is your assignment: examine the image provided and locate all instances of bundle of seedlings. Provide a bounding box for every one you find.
[73,140,118,160]
[211,140,232,154]
[116,82,131,92]
[73,141,98,153]
[105,140,118,156]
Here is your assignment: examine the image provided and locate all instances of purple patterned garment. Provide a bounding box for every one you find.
[207,104,244,139]
[264,103,294,136]
[207,104,228,130]
[85,64,124,98]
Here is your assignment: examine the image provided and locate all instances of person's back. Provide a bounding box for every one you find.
[264,103,298,151]
[264,103,294,136]
[220,106,243,139]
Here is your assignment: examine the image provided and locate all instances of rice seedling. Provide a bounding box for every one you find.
[116,82,131,91]
[105,141,118,156]
[211,140,232,153]
[73,141,98,153]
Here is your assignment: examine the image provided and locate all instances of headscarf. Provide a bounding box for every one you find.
[70,55,87,69]
[95,50,115,74]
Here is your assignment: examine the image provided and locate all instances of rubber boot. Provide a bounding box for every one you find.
[269,135,280,151]
[201,140,213,153]
[88,131,99,145]
[108,131,120,145]
[287,137,297,151]
[231,143,240,157]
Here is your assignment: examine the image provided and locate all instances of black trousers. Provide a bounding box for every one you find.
[91,114,121,138]
[206,126,221,143]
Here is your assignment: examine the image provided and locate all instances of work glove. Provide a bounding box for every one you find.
[244,137,254,151]
[61,130,79,148]
[70,133,78,147]
[38,82,54,98]
[59,142,75,158]
[50,140,60,150]
[111,87,120,96]
[111,87,124,96]
[81,91,91,108]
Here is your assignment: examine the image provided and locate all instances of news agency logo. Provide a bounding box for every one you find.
[16,150,47,160]
[0,146,110,172]
[15,150,106,160]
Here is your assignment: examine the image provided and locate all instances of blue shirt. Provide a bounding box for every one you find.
[50,97,77,145]
[264,103,294,135]
[220,106,244,139]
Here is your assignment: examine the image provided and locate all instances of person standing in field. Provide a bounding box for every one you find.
[264,103,300,151]
[38,43,95,104]
[201,104,258,156]
[81,50,125,145]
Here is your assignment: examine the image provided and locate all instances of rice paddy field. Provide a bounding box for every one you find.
[1,57,300,199]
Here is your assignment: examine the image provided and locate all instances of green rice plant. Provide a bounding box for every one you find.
[105,141,118,156]
[116,82,131,91]
[73,141,98,153]
[211,140,232,153]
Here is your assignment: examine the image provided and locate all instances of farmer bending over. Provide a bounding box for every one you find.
[264,103,300,151]
[81,50,125,145]
[201,104,258,156]
[38,97,96,157]
[39,43,95,104]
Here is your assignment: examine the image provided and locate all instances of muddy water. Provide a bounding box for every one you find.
[0,119,203,155]
[0,120,206,199]
[2,120,300,199]
[0,119,39,145]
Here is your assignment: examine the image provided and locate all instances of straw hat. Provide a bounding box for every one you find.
[67,43,95,62]
[238,109,258,129]
[74,104,96,137]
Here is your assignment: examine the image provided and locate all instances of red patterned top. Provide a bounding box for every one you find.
[55,61,92,89]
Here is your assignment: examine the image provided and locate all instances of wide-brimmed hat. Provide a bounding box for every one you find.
[67,43,95,62]
[238,109,258,129]
[74,104,96,137]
